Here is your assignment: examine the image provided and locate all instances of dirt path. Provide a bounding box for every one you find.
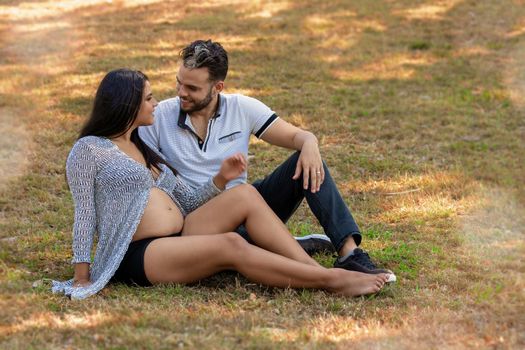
[470,7,525,262]
[0,2,83,190]
[0,1,523,349]
[0,108,31,190]
[504,28,525,110]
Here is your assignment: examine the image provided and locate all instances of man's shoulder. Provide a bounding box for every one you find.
[156,97,180,117]
[222,93,258,104]
[222,93,269,111]
[159,96,180,106]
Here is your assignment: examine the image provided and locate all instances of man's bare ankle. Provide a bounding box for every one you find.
[338,237,358,257]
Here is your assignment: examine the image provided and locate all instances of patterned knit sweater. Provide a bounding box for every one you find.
[52,136,222,299]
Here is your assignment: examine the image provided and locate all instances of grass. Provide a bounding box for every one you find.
[1,0,524,348]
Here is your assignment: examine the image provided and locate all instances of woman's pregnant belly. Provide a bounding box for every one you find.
[132,187,184,241]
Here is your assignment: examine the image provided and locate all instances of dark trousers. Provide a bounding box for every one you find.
[237,151,362,252]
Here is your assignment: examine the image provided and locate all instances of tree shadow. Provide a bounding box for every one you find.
[1,2,524,348]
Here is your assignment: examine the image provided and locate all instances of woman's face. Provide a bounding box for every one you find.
[134,80,158,127]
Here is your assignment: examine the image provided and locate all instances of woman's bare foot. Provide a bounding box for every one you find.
[327,268,390,297]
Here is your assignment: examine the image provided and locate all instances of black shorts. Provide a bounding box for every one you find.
[112,233,180,287]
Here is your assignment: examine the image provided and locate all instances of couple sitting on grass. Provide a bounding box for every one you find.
[52,39,395,300]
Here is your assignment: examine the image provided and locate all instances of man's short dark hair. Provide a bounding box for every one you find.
[180,40,229,82]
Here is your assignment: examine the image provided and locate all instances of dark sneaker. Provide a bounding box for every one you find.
[334,248,396,282]
[295,234,336,256]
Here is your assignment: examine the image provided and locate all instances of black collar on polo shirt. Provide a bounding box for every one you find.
[177,94,223,130]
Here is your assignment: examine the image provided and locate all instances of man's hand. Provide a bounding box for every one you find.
[292,139,324,193]
[259,118,324,192]
[214,153,247,189]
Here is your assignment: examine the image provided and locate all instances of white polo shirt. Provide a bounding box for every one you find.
[139,93,279,189]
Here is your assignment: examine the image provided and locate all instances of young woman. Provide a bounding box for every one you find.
[52,69,391,299]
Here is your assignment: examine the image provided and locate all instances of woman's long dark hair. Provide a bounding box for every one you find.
[80,68,176,174]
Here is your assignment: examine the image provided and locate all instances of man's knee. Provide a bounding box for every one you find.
[288,151,329,172]
[288,151,301,166]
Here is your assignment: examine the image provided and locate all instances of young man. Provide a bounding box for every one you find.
[139,39,394,277]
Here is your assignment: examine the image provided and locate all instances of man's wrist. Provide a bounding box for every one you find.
[302,136,319,149]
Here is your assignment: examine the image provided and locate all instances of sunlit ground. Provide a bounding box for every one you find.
[0,0,523,348]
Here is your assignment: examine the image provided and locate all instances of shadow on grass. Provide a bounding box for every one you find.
[1,1,524,348]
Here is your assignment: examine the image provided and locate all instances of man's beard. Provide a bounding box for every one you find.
[180,88,213,113]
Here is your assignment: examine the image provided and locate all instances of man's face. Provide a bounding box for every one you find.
[176,65,219,113]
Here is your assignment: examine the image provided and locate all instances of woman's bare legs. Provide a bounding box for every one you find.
[182,184,319,266]
[143,232,389,297]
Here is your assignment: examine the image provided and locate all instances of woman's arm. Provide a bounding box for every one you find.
[73,263,91,287]
[66,140,98,283]
[173,153,247,213]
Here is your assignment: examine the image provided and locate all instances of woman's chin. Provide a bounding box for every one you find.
[140,117,155,126]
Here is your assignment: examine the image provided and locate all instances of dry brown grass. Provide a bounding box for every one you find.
[0,0,524,349]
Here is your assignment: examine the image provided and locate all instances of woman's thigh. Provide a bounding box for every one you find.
[182,184,259,236]
[143,233,244,284]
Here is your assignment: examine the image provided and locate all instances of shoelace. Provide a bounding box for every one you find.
[352,249,378,269]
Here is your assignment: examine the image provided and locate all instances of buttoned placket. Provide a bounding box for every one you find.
[176,95,223,152]
[185,117,216,152]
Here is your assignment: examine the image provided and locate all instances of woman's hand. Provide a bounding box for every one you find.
[213,153,247,189]
[220,153,247,181]
[73,262,91,287]
[73,278,92,288]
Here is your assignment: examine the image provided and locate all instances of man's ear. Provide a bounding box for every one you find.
[214,81,224,93]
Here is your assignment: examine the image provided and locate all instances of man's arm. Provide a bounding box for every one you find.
[260,119,324,193]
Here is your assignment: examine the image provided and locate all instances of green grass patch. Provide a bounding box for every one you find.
[1,0,524,348]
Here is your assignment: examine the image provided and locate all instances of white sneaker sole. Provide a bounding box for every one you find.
[295,234,331,241]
